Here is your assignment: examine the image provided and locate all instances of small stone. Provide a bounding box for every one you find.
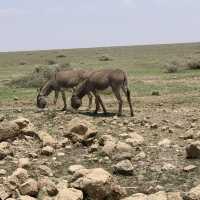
[158,138,171,147]
[113,159,134,175]
[183,165,197,172]
[38,165,53,177]
[68,165,86,174]
[41,146,54,156]
[150,123,158,129]
[57,152,65,157]
[18,158,31,169]
[0,169,7,175]
[19,178,38,196]
[162,163,176,171]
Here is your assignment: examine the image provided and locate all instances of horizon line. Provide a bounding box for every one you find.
[1,40,200,54]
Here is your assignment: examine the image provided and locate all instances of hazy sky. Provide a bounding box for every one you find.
[1,0,200,52]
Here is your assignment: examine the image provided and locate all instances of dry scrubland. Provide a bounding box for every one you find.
[1,43,200,199]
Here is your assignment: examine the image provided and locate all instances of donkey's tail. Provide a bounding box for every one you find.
[122,72,130,97]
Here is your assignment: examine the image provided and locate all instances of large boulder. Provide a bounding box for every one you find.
[71,168,126,200]
[64,118,97,145]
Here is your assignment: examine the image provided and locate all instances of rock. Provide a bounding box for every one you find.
[0,142,13,160]
[150,123,158,129]
[57,179,69,191]
[148,191,167,200]
[38,165,53,177]
[0,169,7,175]
[0,184,12,200]
[180,129,195,140]
[125,132,144,146]
[158,139,171,147]
[116,142,132,153]
[0,121,20,142]
[183,165,197,172]
[135,151,146,160]
[20,196,37,200]
[68,165,86,174]
[186,141,200,159]
[41,146,54,156]
[65,118,97,145]
[102,141,116,156]
[122,193,148,200]
[187,184,200,199]
[0,115,5,122]
[113,152,132,161]
[0,117,37,142]
[167,192,183,200]
[162,163,176,171]
[19,178,38,196]
[71,168,126,200]
[38,177,58,196]
[113,160,134,175]
[55,188,83,200]
[37,131,57,147]
[18,158,31,169]
[9,168,29,186]
[12,117,31,129]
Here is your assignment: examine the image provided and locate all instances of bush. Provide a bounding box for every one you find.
[99,55,112,61]
[10,63,72,88]
[46,59,56,65]
[164,62,179,73]
[56,54,66,58]
[187,60,200,70]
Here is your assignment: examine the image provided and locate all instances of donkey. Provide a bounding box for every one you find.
[37,69,93,110]
[71,69,134,116]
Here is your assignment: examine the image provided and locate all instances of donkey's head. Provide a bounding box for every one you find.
[36,88,47,109]
[71,94,82,110]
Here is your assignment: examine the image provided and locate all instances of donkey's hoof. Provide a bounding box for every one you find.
[61,107,67,111]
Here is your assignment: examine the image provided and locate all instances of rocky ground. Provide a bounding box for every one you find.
[1,96,200,200]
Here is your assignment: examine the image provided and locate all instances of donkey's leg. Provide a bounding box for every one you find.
[112,86,123,116]
[87,92,93,110]
[122,86,134,117]
[61,90,67,111]
[93,91,107,114]
[53,90,59,105]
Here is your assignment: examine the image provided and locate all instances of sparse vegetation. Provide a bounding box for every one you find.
[165,61,179,73]
[9,63,72,88]
[98,55,112,61]
[1,43,200,199]
[46,59,56,65]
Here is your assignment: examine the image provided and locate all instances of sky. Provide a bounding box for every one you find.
[0,0,200,52]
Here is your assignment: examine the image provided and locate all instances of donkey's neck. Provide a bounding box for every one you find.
[40,80,54,96]
[76,81,89,99]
